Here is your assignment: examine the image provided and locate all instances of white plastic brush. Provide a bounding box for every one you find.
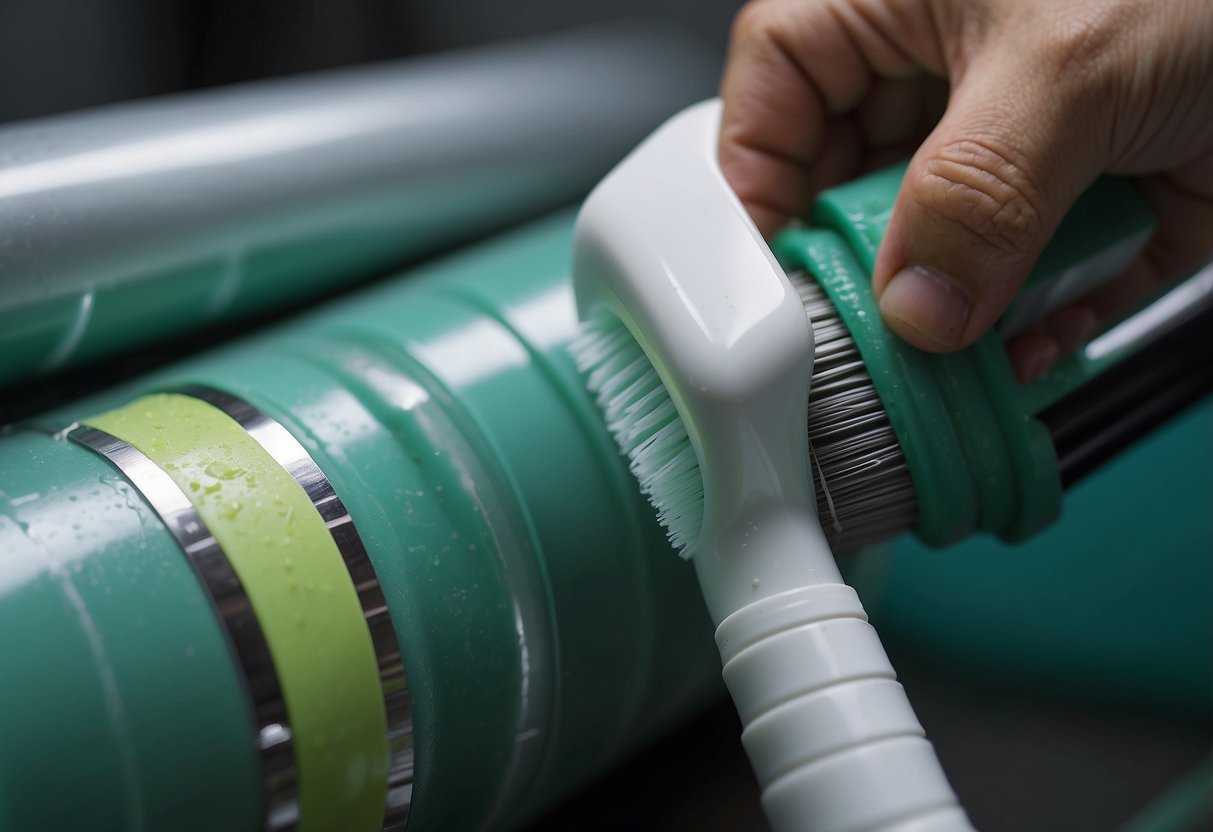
[571,99,974,832]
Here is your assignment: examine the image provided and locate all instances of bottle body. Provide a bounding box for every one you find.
[0,212,722,831]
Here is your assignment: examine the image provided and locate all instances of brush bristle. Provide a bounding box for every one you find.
[573,272,917,557]
[570,316,704,555]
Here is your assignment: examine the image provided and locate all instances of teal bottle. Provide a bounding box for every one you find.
[0,212,722,832]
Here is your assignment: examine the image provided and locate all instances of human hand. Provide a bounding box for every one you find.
[719,0,1213,381]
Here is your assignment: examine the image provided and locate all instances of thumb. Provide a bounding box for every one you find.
[873,50,1108,352]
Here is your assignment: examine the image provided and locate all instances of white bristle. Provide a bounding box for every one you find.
[572,272,916,557]
[571,316,704,555]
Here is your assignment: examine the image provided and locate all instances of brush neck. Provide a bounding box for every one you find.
[691,505,842,626]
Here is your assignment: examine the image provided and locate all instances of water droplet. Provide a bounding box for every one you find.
[204,461,246,480]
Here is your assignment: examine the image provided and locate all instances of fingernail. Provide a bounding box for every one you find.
[1019,338,1061,384]
[878,265,972,350]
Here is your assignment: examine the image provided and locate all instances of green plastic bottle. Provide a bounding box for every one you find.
[0,212,723,832]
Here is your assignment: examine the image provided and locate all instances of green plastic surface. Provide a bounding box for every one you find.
[776,163,1154,544]
[86,393,389,832]
[4,212,722,831]
[0,431,261,832]
[774,228,977,544]
[849,397,1213,721]
[184,221,724,830]
[811,165,1156,411]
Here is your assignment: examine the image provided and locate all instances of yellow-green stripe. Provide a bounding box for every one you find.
[87,393,388,832]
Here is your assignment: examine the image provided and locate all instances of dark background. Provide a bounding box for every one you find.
[2,2,1208,829]
[0,0,741,124]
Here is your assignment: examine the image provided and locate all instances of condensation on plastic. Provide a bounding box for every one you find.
[0,23,717,387]
[0,212,723,832]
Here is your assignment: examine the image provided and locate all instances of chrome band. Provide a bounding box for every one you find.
[65,425,299,830]
[177,385,414,830]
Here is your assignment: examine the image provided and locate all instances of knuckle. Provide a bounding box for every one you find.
[917,139,1045,255]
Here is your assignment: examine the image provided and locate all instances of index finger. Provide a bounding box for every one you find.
[718,0,939,236]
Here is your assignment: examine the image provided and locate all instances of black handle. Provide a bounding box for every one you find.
[1040,304,1213,488]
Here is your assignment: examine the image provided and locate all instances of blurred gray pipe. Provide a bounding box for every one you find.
[0,24,717,386]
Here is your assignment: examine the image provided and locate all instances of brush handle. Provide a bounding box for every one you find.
[716,583,975,832]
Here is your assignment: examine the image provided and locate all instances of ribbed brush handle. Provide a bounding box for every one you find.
[716,584,974,832]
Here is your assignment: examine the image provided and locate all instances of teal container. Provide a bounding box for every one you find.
[0,431,262,831]
[0,212,722,831]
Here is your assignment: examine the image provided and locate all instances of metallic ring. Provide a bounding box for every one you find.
[66,425,299,829]
[176,385,414,830]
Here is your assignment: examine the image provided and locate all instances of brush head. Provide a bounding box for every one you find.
[573,271,916,557]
